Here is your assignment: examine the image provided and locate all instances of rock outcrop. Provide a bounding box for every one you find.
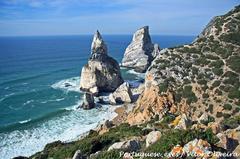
[72,150,84,159]
[121,26,160,73]
[81,93,95,110]
[146,131,161,147]
[109,82,133,104]
[108,139,141,151]
[80,31,123,95]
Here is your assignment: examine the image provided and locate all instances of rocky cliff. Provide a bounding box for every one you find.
[121,26,160,73]
[80,31,123,95]
[128,5,240,124]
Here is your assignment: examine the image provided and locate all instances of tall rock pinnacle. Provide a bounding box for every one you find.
[80,31,123,95]
[121,26,160,73]
[91,30,107,55]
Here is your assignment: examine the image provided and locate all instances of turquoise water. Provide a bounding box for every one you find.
[0,35,195,158]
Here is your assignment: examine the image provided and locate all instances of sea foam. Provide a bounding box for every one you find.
[51,77,80,92]
[0,103,118,159]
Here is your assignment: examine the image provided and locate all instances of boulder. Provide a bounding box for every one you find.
[216,133,230,150]
[146,131,161,147]
[198,112,209,124]
[183,139,212,158]
[108,140,140,152]
[80,31,123,95]
[121,26,160,72]
[81,93,95,110]
[109,82,133,104]
[89,151,101,159]
[72,150,84,159]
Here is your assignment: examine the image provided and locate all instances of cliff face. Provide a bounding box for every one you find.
[80,31,123,95]
[121,26,160,73]
[128,5,240,124]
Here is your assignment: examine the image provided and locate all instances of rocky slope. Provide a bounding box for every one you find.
[128,5,240,124]
[121,26,160,73]
[80,31,123,95]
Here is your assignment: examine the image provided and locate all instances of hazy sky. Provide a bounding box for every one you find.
[0,0,239,36]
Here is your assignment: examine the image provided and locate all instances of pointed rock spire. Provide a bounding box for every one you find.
[80,30,123,95]
[91,30,107,55]
[132,26,152,44]
[121,26,160,73]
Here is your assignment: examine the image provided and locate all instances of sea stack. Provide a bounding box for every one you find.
[81,93,95,110]
[80,31,123,95]
[121,26,160,73]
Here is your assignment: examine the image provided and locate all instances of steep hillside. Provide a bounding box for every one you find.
[128,5,240,124]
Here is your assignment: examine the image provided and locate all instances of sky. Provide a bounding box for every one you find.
[0,0,239,36]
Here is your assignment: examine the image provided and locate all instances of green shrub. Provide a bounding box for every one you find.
[215,89,222,96]
[223,113,231,119]
[195,57,209,66]
[223,104,232,110]
[205,54,219,60]
[223,71,239,86]
[220,32,240,45]
[212,68,223,76]
[222,115,240,130]
[216,112,223,118]
[91,150,121,159]
[202,93,209,98]
[198,79,208,85]
[210,59,224,68]
[212,80,221,88]
[227,55,240,73]
[207,104,214,114]
[182,85,198,104]
[158,82,168,93]
[228,87,240,99]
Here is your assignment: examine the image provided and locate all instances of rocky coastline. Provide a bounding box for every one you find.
[16,5,240,159]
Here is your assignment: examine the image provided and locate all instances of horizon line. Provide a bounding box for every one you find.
[0,34,197,38]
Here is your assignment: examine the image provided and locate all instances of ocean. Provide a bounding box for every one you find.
[0,35,195,158]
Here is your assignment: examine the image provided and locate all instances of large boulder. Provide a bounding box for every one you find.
[121,26,160,73]
[108,140,141,152]
[146,131,162,147]
[81,93,95,110]
[109,82,133,104]
[72,150,85,159]
[80,31,123,95]
[183,139,212,158]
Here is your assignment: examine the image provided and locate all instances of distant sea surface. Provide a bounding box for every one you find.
[0,35,195,158]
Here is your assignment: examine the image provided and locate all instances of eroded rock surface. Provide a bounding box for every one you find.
[121,26,160,72]
[80,31,123,95]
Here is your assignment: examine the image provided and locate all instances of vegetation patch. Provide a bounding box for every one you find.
[146,129,218,154]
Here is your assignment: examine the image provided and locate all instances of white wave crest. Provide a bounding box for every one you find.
[51,77,80,92]
[19,119,32,124]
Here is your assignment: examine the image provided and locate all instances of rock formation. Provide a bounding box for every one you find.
[108,139,141,151]
[121,26,160,73]
[146,131,162,147]
[80,31,123,95]
[109,82,133,104]
[81,93,95,110]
